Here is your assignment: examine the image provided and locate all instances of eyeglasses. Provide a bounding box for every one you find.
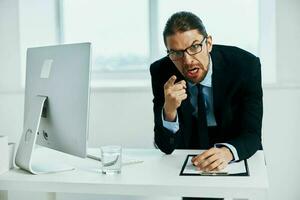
[167,37,207,61]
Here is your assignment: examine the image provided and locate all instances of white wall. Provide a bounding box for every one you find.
[262,87,300,200]
[1,0,300,200]
[0,0,21,92]
[88,88,154,148]
[277,0,300,85]
[18,0,59,85]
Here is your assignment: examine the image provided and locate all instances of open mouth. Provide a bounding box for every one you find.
[187,68,199,77]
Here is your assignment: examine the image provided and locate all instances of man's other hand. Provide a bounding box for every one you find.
[191,147,233,171]
[163,75,187,121]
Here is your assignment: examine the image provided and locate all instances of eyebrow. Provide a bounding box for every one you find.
[169,40,201,51]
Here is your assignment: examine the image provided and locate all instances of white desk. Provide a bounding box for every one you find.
[0,148,268,200]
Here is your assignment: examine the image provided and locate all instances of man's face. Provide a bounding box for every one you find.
[166,29,212,84]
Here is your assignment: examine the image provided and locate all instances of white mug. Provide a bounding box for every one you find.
[8,142,15,169]
[0,135,9,174]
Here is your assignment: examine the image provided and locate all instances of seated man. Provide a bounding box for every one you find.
[150,11,263,200]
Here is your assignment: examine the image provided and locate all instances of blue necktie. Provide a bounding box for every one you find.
[197,84,209,149]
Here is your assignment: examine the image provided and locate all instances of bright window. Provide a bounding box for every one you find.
[157,0,259,57]
[60,0,261,83]
[62,0,149,73]
[16,0,275,89]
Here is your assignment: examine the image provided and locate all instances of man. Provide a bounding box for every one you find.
[150,11,263,175]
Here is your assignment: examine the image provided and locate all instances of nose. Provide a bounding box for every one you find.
[182,51,194,65]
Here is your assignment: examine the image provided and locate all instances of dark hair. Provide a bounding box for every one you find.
[163,11,208,46]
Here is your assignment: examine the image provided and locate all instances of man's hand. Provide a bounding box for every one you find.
[163,75,187,121]
[191,147,233,171]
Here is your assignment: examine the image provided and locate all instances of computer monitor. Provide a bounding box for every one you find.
[15,43,91,174]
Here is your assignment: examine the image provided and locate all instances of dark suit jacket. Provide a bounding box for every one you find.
[150,45,263,161]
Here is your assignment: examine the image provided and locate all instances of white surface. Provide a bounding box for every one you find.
[0,148,268,199]
[0,135,9,174]
[0,0,21,92]
[259,0,276,84]
[87,148,144,166]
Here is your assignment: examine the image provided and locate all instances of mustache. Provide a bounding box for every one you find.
[183,63,206,71]
[184,64,200,68]
[182,57,203,69]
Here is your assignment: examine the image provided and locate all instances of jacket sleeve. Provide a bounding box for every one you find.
[227,57,263,160]
[150,62,183,154]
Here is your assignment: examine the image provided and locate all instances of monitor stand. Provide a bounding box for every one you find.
[15,96,75,174]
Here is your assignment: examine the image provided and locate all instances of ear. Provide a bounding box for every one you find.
[206,35,213,53]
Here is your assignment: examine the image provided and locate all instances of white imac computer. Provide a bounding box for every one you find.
[15,43,91,174]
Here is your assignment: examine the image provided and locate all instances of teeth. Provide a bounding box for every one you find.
[189,68,198,73]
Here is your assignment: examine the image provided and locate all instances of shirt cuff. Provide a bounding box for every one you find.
[214,143,239,162]
[161,109,179,134]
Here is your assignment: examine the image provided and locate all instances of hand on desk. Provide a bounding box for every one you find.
[191,147,233,171]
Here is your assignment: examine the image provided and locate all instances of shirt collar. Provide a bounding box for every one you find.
[187,56,213,88]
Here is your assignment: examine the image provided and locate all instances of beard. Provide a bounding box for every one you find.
[181,57,209,84]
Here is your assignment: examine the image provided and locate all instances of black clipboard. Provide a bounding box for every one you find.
[179,154,249,176]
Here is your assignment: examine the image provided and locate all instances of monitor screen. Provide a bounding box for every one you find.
[24,42,91,158]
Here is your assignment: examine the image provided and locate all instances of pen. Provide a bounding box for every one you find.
[123,160,144,166]
[200,171,229,176]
